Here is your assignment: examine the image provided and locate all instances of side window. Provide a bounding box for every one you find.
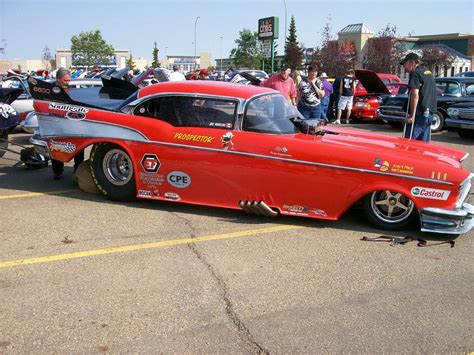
[445,83,461,95]
[436,81,447,93]
[466,84,474,95]
[134,96,237,128]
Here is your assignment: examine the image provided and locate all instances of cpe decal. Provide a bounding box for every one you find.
[167,171,191,188]
[411,187,451,200]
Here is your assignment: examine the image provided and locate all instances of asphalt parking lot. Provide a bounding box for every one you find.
[1,124,473,353]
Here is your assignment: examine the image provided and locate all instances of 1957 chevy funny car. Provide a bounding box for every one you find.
[28,77,473,234]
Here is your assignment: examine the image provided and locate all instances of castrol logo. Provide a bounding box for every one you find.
[411,187,450,200]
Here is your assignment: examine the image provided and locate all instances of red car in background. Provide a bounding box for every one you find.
[351,71,407,121]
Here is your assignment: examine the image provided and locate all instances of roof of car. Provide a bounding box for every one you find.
[138,81,274,100]
[436,77,474,83]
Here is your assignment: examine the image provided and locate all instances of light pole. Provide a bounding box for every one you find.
[194,16,200,71]
[219,36,223,73]
[283,0,287,44]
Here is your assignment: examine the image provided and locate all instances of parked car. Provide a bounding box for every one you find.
[349,70,407,121]
[28,78,474,235]
[454,71,474,78]
[378,77,474,132]
[446,102,474,139]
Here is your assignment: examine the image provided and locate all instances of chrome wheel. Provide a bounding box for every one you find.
[370,190,414,224]
[431,112,443,133]
[102,149,133,186]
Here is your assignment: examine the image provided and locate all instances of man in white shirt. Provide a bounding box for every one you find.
[168,65,186,81]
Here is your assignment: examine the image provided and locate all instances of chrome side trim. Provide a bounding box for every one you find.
[460,152,469,162]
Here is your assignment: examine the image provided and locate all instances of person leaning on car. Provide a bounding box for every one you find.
[400,52,437,142]
[51,67,84,180]
[261,64,297,106]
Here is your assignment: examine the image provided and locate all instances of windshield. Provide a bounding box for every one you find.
[242,94,302,134]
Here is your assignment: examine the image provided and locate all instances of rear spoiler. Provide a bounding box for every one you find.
[27,76,104,110]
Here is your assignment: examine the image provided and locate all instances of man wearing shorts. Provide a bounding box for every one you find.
[334,69,356,124]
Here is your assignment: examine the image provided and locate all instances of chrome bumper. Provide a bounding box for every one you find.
[30,135,51,158]
[420,202,474,234]
[445,118,474,130]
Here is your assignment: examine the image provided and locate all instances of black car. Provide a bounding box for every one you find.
[454,71,474,78]
[446,102,474,139]
[377,77,474,133]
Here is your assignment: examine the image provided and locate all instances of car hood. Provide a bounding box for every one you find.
[302,126,466,167]
[355,69,391,95]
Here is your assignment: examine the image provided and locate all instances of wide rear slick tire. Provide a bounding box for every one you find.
[90,143,136,201]
[363,190,418,231]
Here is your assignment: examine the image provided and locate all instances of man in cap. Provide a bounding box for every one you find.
[198,68,210,80]
[261,64,297,106]
[169,65,186,81]
[400,52,437,142]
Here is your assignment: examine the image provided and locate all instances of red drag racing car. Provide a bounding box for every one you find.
[29,78,473,234]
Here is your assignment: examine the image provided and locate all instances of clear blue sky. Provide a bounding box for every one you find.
[1,0,473,64]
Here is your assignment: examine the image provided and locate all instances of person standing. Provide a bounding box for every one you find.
[198,68,210,80]
[400,53,437,142]
[168,65,186,81]
[261,64,297,106]
[297,65,325,119]
[51,67,84,180]
[335,69,356,124]
[319,72,333,121]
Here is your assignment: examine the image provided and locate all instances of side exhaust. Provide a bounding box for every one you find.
[238,200,278,217]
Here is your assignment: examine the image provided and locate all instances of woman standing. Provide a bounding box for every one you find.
[297,65,325,120]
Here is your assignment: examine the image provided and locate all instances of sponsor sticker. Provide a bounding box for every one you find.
[52,86,61,94]
[164,192,181,201]
[66,111,86,120]
[374,157,414,175]
[167,171,191,189]
[173,132,215,143]
[139,172,164,188]
[282,204,308,214]
[48,103,89,114]
[49,140,76,153]
[137,190,152,198]
[141,154,160,173]
[33,86,50,94]
[28,77,38,85]
[411,186,451,200]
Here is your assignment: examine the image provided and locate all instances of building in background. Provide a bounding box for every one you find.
[162,52,211,72]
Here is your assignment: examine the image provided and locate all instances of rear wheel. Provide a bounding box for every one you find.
[431,111,444,133]
[363,190,418,230]
[90,143,136,201]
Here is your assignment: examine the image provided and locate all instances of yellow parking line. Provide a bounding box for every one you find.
[0,190,76,200]
[0,225,303,269]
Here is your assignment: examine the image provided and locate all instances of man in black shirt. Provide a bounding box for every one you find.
[335,69,356,124]
[400,52,437,142]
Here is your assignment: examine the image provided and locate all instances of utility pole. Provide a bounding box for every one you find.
[194,16,200,71]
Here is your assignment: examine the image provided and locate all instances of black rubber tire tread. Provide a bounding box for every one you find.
[362,192,418,231]
[90,143,136,201]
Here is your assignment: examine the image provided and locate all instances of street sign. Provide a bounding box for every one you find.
[258,17,279,40]
[261,40,272,58]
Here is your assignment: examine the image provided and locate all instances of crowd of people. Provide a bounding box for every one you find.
[260,64,357,124]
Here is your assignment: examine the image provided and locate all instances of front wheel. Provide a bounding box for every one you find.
[362,190,418,230]
[90,143,136,201]
[431,111,444,133]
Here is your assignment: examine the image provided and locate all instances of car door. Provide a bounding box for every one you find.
[132,94,246,207]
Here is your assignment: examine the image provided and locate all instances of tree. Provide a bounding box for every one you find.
[312,16,355,76]
[421,46,454,76]
[230,29,262,69]
[284,15,304,70]
[70,30,114,68]
[151,42,160,68]
[126,52,136,71]
[366,24,404,74]
[42,45,53,71]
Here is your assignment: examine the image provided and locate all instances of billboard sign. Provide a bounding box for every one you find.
[258,17,279,40]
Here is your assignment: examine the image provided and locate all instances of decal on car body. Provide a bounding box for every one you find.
[167,171,191,188]
[411,187,451,200]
